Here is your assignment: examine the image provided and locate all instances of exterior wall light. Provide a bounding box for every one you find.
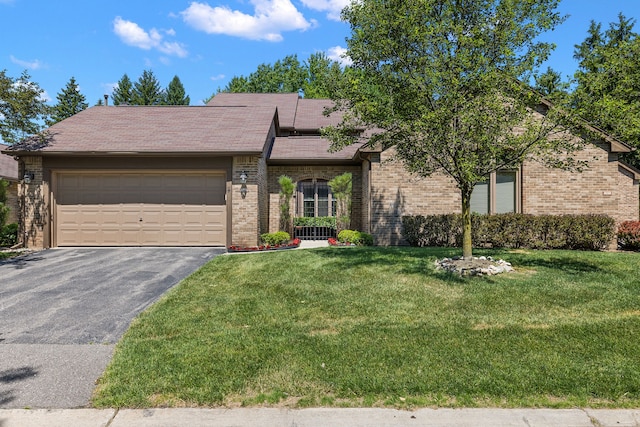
[240,186,248,199]
[23,172,34,184]
[240,171,248,184]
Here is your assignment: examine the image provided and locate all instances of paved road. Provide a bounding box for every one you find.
[0,247,224,409]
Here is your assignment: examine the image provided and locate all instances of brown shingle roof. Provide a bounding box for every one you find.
[207,93,299,129]
[6,105,277,154]
[269,136,361,163]
[0,143,18,180]
[293,99,343,130]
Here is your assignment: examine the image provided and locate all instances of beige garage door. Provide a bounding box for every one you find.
[55,171,226,246]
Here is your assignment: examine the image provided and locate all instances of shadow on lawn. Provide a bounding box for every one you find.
[313,246,604,282]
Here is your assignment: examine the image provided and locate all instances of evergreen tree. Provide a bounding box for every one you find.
[572,14,640,167]
[132,69,164,105]
[48,77,88,125]
[112,74,133,105]
[162,75,190,105]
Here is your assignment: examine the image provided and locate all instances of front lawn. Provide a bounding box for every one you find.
[93,247,640,408]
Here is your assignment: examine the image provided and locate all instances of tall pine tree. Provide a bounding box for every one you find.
[163,75,190,105]
[132,70,164,105]
[112,74,133,105]
[48,77,88,125]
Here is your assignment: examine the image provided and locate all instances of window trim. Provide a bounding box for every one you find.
[471,169,521,215]
[296,179,336,217]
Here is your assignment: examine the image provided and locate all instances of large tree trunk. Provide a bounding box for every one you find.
[461,189,473,259]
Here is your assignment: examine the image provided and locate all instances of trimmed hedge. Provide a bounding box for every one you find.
[618,221,640,251]
[293,216,337,228]
[260,231,291,246]
[402,213,616,251]
[337,230,374,246]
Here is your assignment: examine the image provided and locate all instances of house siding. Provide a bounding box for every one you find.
[370,143,639,246]
[267,165,363,234]
[5,180,18,224]
[20,156,47,249]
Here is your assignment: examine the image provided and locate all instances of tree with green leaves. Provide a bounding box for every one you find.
[534,67,570,102]
[132,70,164,105]
[112,74,133,105]
[324,0,585,259]
[302,52,344,99]
[329,172,352,232]
[0,70,50,144]
[163,75,190,105]
[212,53,345,99]
[48,77,88,125]
[572,13,640,168]
[278,175,294,234]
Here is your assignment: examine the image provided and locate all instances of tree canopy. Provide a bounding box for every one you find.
[48,76,88,125]
[324,0,583,258]
[132,69,164,106]
[112,74,133,106]
[209,53,345,100]
[572,13,640,168]
[0,70,50,144]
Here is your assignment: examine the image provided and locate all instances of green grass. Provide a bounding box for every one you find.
[92,247,640,409]
[0,251,19,260]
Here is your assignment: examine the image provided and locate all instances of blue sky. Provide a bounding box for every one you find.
[1,0,640,107]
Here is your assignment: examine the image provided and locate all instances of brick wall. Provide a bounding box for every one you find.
[521,143,635,223]
[370,149,460,245]
[267,165,363,234]
[20,156,46,249]
[232,156,261,247]
[369,143,639,246]
[4,180,18,224]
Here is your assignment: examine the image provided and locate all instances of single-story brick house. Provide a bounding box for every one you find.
[0,143,19,225]
[2,93,639,249]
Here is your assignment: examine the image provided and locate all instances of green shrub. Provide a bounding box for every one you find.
[618,221,640,251]
[337,230,374,246]
[0,223,18,247]
[402,213,616,251]
[260,231,291,246]
[293,216,337,228]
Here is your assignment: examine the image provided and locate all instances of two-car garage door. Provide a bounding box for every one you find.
[54,171,227,246]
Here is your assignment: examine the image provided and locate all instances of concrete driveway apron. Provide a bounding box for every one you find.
[0,247,224,409]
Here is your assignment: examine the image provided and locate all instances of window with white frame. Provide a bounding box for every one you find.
[470,170,519,214]
[297,179,336,217]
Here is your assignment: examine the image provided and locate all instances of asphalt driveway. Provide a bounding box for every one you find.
[0,247,224,408]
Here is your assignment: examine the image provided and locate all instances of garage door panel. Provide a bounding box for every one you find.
[55,172,227,246]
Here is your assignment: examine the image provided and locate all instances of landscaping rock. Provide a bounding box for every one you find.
[436,256,514,276]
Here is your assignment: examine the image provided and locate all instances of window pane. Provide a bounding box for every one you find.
[317,183,329,217]
[470,181,489,214]
[301,182,315,217]
[495,171,516,213]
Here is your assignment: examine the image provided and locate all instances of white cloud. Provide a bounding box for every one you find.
[327,45,352,66]
[210,74,225,81]
[113,17,188,57]
[10,55,45,70]
[300,0,349,21]
[181,0,313,42]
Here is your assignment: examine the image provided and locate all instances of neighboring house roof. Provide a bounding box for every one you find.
[4,105,278,155]
[269,136,361,164]
[208,93,300,129]
[0,143,18,181]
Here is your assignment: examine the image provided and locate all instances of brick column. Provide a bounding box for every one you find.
[231,156,261,247]
[20,156,46,249]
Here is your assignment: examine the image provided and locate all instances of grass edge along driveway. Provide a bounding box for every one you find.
[93,247,640,409]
